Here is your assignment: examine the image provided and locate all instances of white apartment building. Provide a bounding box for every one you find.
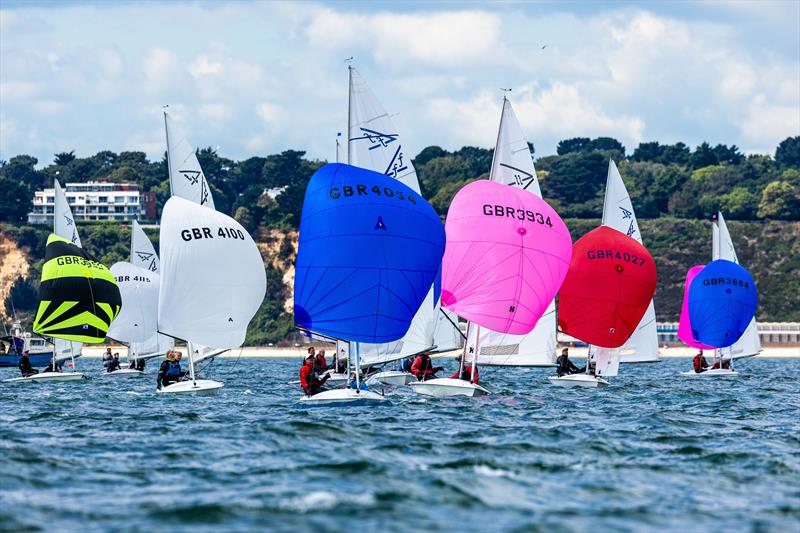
[28,181,142,224]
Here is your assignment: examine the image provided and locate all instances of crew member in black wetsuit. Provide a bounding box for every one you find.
[18,350,38,377]
[42,356,62,373]
[556,348,580,377]
[106,352,121,373]
[157,351,185,390]
[129,357,146,371]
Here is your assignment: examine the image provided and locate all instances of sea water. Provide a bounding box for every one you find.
[1,358,798,532]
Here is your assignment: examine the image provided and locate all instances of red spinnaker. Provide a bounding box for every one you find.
[557,226,657,348]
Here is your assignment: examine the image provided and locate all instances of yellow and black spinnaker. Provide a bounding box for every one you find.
[33,234,122,343]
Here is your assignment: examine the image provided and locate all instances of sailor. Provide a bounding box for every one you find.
[348,371,369,391]
[397,358,412,373]
[449,356,479,384]
[709,358,731,370]
[107,352,122,373]
[157,351,185,390]
[693,350,709,373]
[102,347,114,371]
[18,350,38,377]
[411,351,443,381]
[314,349,329,374]
[43,356,62,373]
[556,348,580,377]
[12,334,24,355]
[129,357,145,371]
[300,353,329,396]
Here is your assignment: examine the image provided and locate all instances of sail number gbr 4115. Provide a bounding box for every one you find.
[181,227,246,241]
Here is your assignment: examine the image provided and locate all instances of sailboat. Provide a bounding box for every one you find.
[552,225,657,388]
[679,212,761,377]
[411,175,573,398]
[105,221,174,376]
[6,180,98,383]
[156,110,265,395]
[474,95,559,369]
[345,65,460,386]
[11,232,122,383]
[597,161,661,363]
[294,163,446,404]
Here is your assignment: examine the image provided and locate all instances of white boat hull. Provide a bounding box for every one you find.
[321,371,348,387]
[366,370,417,387]
[100,368,144,377]
[298,388,386,405]
[408,378,491,398]
[549,374,609,388]
[157,379,223,396]
[4,371,87,383]
[680,368,739,378]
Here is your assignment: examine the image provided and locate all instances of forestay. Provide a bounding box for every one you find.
[478,96,557,366]
[164,110,215,209]
[107,263,159,343]
[293,163,445,343]
[714,213,761,359]
[600,160,660,363]
[158,196,266,348]
[441,180,571,335]
[432,308,463,353]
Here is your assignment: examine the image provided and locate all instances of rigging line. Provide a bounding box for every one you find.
[439,307,466,340]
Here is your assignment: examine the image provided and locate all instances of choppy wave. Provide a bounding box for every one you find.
[1,358,798,532]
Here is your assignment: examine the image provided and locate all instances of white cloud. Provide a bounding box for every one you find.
[256,101,283,123]
[198,103,231,121]
[142,47,179,91]
[190,55,223,78]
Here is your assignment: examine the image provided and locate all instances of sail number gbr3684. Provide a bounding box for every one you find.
[181,227,246,241]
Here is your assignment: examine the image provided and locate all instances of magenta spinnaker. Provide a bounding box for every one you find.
[440,180,572,335]
[678,265,714,350]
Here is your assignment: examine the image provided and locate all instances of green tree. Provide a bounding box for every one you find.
[720,187,759,219]
[757,181,800,220]
[4,276,38,315]
[775,136,800,168]
[691,142,718,169]
[556,137,591,155]
[234,206,256,234]
[53,151,76,166]
[0,177,33,222]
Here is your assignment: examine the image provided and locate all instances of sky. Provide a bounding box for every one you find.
[1,0,798,167]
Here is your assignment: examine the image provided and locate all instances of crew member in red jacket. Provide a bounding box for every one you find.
[693,350,709,373]
[411,352,443,381]
[300,354,329,396]
[449,362,479,384]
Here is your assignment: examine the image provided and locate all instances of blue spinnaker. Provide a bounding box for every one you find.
[294,163,446,343]
[688,259,757,348]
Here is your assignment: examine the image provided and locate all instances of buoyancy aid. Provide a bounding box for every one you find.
[165,360,181,378]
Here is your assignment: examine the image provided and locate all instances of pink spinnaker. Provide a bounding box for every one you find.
[441,180,572,335]
[678,265,714,349]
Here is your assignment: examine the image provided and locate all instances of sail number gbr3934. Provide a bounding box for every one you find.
[482,204,554,227]
[181,227,246,241]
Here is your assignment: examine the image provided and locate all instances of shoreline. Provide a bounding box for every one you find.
[81,345,800,359]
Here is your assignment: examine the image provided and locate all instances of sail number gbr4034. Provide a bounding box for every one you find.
[181,227,246,241]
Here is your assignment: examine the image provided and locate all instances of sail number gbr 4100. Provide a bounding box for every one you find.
[181,227,246,241]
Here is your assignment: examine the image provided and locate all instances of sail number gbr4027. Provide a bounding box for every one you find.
[181,227,246,241]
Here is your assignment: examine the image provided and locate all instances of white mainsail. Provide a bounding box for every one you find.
[157,196,266,349]
[476,96,557,367]
[107,262,159,343]
[599,160,660,363]
[432,308,463,353]
[54,180,80,246]
[53,179,83,361]
[347,66,454,366]
[164,110,215,209]
[131,220,159,272]
[127,222,173,360]
[714,212,761,359]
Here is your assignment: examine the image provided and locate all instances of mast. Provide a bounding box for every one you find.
[470,325,479,383]
[346,64,353,166]
[164,107,174,196]
[187,342,197,386]
[354,341,361,392]
[488,91,510,181]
